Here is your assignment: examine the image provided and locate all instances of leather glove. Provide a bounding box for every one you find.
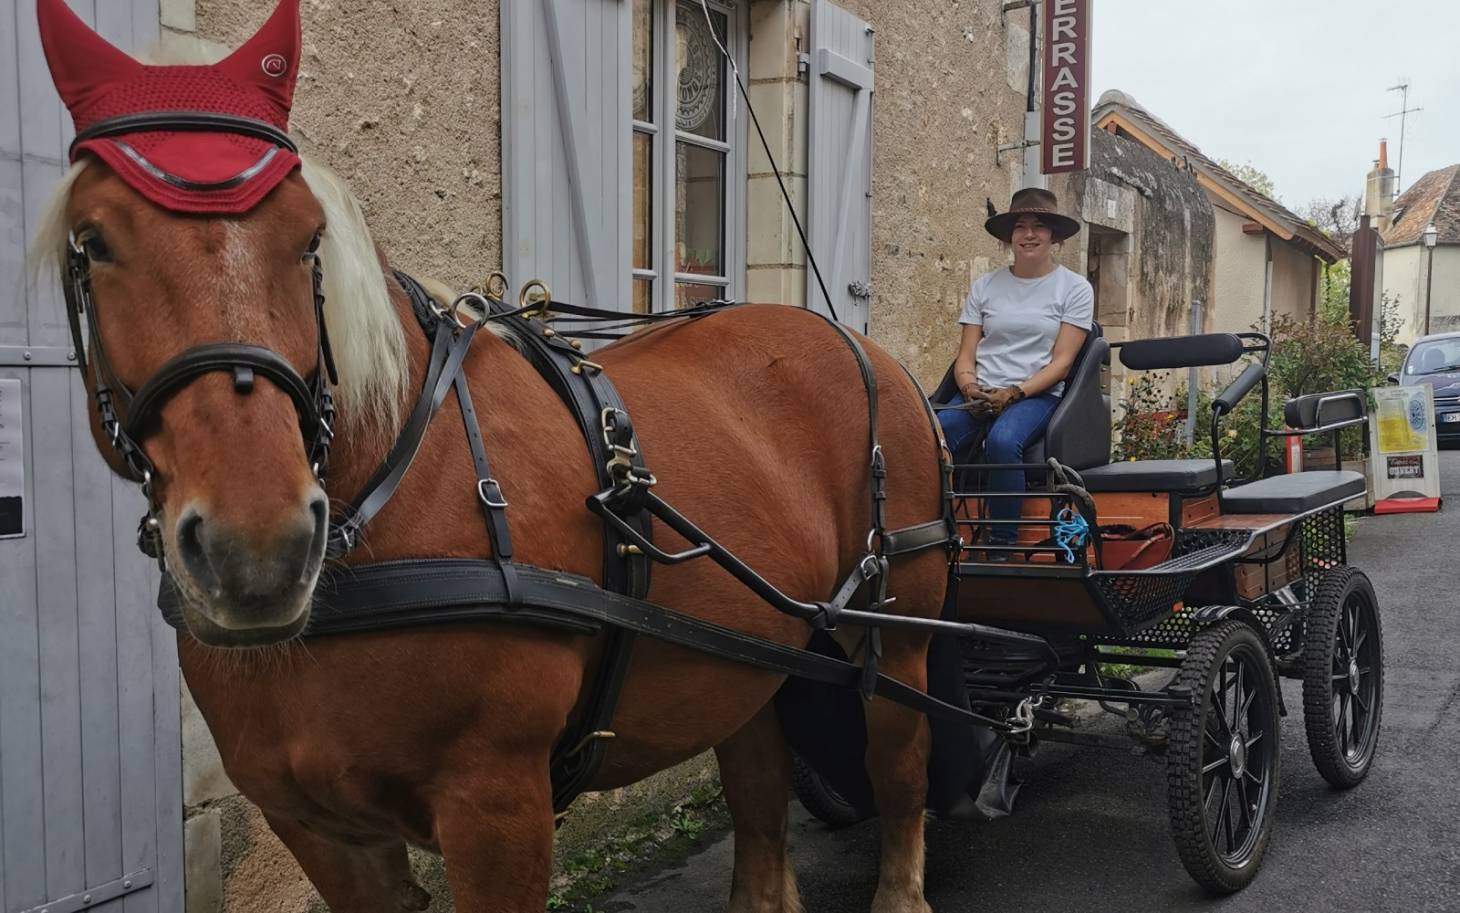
[985,385,1027,414]
[958,385,995,418]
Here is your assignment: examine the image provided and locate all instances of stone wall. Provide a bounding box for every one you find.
[831,0,1031,388]
[187,0,503,290]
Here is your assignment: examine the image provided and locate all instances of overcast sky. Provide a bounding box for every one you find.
[1090,0,1460,210]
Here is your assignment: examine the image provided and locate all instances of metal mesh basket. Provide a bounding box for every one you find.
[1088,528,1251,634]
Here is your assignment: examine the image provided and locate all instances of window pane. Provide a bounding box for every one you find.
[676,142,724,277]
[676,281,725,310]
[633,131,652,271]
[633,278,653,315]
[633,0,652,122]
[675,1,725,140]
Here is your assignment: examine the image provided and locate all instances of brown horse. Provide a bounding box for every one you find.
[35,7,952,913]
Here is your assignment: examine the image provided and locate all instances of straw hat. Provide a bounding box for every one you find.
[984,187,1082,243]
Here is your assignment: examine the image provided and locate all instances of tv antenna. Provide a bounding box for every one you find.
[1383,80,1421,195]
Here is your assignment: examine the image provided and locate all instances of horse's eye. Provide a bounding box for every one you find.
[303,231,322,262]
[77,231,112,264]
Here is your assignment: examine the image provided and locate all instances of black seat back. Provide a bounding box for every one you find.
[930,322,1110,468]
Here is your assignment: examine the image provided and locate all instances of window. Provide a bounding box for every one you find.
[631,0,745,313]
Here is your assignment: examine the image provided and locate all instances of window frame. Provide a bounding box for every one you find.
[631,0,747,314]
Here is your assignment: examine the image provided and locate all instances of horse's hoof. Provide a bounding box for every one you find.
[396,881,432,911]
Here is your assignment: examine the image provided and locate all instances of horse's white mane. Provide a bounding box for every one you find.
[27,37,415,441]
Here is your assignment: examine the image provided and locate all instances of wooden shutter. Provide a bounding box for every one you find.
[502,0,631,311]
[1,3,183,912]
[807,0,874,332]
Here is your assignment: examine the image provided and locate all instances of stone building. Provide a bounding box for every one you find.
[1093,91,1345,336]
[20,1,1224,910]
[1379,163,1460,342]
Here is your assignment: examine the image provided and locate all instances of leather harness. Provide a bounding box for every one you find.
[63,111,1056,814]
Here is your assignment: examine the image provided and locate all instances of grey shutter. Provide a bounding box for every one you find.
[502,0,631,311]
[1,2,183,912]
[807,0,874,332]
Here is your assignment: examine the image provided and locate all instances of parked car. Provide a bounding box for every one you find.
[1393,332,1460,441]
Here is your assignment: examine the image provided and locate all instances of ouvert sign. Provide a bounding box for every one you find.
[1041,0,1091,174]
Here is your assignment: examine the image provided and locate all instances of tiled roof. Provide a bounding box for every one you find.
[1382,164,1460,247]
[1092,90,1346,262]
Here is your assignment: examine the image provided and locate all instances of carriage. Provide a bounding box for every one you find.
[790,324,1383,894]
[36,1,1385,906]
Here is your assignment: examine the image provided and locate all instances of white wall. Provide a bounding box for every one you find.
[1211,205,1267,334]
[1382,244,1425,343]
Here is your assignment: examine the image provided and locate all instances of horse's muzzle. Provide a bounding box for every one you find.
[172,490,328,644]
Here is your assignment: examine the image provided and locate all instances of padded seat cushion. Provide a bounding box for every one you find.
[1221,471,1366,515]
[1079,459,1235,493]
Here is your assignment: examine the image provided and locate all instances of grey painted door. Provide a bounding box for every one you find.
[0,2,184,913]
[501,0,632,312]
[807,0,874,333]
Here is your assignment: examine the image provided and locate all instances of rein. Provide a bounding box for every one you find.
[67,111,1058,816]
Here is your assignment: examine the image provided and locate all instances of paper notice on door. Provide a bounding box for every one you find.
[0,377,24,538]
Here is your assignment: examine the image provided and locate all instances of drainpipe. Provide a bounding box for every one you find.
[1023,3,1045,189]
[1185,299,1203,446]
[1261,237,1274,335]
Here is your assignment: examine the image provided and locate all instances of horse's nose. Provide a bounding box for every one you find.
[174,492,328,611]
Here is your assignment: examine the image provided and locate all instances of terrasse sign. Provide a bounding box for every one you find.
[1041,0,1091,174]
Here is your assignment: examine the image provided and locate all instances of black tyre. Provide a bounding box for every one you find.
[1302,567,1383,789]
[791,756,872,827]
[1167,619,1281,894]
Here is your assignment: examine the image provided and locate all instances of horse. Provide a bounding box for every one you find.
[33,3,953,911]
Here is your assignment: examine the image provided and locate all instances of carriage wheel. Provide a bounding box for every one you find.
[791,756,872,827]
[1167,619,1281,894]
[1302,567,1384,789]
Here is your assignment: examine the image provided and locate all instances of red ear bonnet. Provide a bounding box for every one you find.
[37,0,303,214]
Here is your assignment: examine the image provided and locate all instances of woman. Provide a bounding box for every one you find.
[940,187,1093,548]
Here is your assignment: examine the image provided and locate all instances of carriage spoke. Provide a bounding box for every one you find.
[1352,625,1367,655]
[1242,680,1259,716]
[1236,774,1253,831]
[1220,781,1236,854]
[1354,688,1371,714]
[1203,756,1229,776]
[1245,729,1264,751]
[1211,777,1233,844]
[1205,770,1222,810]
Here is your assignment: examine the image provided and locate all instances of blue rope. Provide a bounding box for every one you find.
[1054,508,1090,564]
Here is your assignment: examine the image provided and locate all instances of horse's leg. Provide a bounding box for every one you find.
[714,703,803,913]
[860,630,935,913]
[432,768,555,913]
[263,814,431,912]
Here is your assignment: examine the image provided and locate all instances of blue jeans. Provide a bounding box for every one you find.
[938,393,1060,543]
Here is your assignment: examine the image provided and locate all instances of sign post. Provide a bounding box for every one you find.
[1041,0,1091,175]
[1368,385,1443,513]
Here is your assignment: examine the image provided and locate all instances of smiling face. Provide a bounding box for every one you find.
[1010,214,1056,271]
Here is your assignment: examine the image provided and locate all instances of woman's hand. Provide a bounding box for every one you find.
[985,385,1027,413]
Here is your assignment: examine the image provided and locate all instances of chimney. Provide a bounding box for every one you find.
[1365,139,1397,230]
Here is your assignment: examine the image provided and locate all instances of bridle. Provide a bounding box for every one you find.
[61,112,338,566]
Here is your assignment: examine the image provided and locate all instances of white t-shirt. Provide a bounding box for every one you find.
[959,265,1094,396]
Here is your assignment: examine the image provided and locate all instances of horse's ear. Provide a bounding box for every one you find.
[216,0,302,116]
[37,0,143,113]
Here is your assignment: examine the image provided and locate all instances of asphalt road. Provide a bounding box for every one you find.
[597,451,1460,913]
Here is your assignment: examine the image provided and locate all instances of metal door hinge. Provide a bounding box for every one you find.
[22,868,153,913]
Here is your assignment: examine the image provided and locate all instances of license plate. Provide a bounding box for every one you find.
[1444,413,1460,423]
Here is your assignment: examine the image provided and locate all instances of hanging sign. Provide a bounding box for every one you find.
[1042,0,1091,174]
[0,377,24,538]
[1368,385,1442,513]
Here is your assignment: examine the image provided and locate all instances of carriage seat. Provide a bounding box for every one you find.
[930,322,1111,470]
[1220,470,1366,515]
[1078,458,1236,494]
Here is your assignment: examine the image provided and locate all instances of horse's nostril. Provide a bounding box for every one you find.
[175,507,222,596]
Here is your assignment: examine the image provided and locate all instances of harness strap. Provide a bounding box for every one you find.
[155,559,1027,739]
[327,315,467,557]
